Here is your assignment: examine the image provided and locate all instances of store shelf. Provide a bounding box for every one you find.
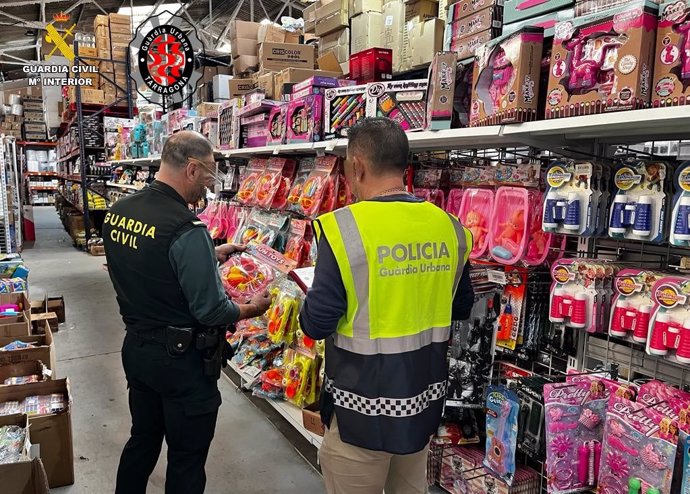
[29,186,57,191]
[58,174,82,182]
[25,172,58,177]
[17,141,56,147]
[58,149,80,163]
[106,181,142,191]
[108,156,162,166]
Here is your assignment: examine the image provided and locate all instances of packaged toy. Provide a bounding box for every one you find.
[484,385,520,485]
[496,267,528,350]
[669,161,690,247]
[297,156,340,218]
[218,99,241,150]
[609,269,664,344]
[646,275,690,364]
[444,6,504,58]
[546,0,658,118]
[254,157,297,210]
[652,0,690,108]
[608,160,668,243]
[366,80,429,131]
[233,209,289,250]
[426,52,458,131]
[287,158,316,215]
[599,396,678,494]
[349,47,393,84]
[286,95,324,143]
[266,282,302,345]
[281,348,319,407]
[445,188,464,216]
[504,0,572,24]
[542,161,599,236]
[324,84,368,139]
[458,188,494,259]
[470,28,544,126]
[489,187,529,265]
[235,158,267,205]
[284,219,312,268]
[267,104,287,145]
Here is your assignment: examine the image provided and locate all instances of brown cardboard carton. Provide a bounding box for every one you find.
[229,20,261,40]
[195,102,222,117]
[258,24,287,44]
[546,1,656,118]
[383,0,406,73]
[93,14,108,29]
[0,360,51,385]
[405,0,439,22]
[255,72,276,99]
[471,28,544,125]
[228,79,256,97]
[320,28,351,52]
[351,12,385,54]
[304,2,320,24]
[95,35,110,50]
[316,0,350,35]
[302,404,325,436]
[231,38,258,58]
[274,68,342,98]
[448,29,493,60]
[0,379,73,488]
[318,52,345,72]
[77,46,98,58]
[233,55,260,75]
[350,0,384,17]
[109,22,131,35]
[0,415,50,494]
[321,45,350,63]
[409,18,445,68]
[0,292,31,314]
[0,325,55,371]
[0,312,31,337]
[652,0,690,108]
[259,42,315,71]
[108,13,131,25]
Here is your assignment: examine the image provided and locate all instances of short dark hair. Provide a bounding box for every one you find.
[347,117,409,175]
[161,130,213,169]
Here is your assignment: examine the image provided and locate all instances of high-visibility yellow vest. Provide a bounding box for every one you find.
[314,200,472,454]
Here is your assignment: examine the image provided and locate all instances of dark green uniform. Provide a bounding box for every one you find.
[103,180,239,494]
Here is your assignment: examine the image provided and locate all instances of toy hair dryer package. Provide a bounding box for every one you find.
[608,160,668,243]
[366,80,429,131]
[609,269,665,345]
[646,275,690,365]
[669,161,690,247]
[544,378,616,493]
[489,187,529,265]
[543,161,599,237]
[459,188,494,259]
[599,396,678,494]
[484,385,520,486]
[235,158,268,205]
[219,243,297,303]
[652,0,690,109]
[546,0,658,119]
[496,268,528,350]
[296,156,340,219]
[255,157,297,210]
[266,104,287,145]
[287,158,316,215]
[470,27,545,126]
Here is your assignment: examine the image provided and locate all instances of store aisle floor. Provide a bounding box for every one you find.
[22,207,325,494]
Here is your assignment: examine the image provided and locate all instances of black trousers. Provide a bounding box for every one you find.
[115,332,222,494]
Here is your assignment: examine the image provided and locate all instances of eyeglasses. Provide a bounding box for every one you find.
[187,156,227,185]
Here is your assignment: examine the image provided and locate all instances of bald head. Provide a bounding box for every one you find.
[161,130,214,170]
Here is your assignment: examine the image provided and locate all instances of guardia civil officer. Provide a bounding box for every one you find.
[299,118,474,494]
[103,131,272,494]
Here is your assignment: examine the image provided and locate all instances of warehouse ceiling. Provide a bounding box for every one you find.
[0,0,305,80]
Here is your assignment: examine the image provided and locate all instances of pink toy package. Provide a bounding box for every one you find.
[414,188,446,209]
[609,269,664,345]
[599,396,678,494]
[445,189,464,216]
[489,187,529,265]
[646,275,690,364]
[459,188,494,260]
[286,94,324,144]
[652,0,690,108]
[267,104,287,145]
[524,190,553,266]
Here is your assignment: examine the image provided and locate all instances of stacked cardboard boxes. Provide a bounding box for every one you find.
[443,0,504,60]
[22,97,47,141]
[382,0,406,73]
[316,0,350,36]
[350,0,384,53]
[401,0,443,71]
[230,21,261,75]
[94,13,131,105]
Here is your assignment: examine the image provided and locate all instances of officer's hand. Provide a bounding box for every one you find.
[215,243,245,263]
[250,290,272,314]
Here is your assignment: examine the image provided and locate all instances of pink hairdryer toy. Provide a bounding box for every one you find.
[565,33,628,94]
[489,48,515,111]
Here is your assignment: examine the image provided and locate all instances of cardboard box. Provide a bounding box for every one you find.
[108,13,131,25]
[0,379,73,488]
[274,68,342,99]
[0,414,50,494]
[109,22,131,35]
[319,28,351,52]
[502,8,574,38]
[259,42,315,71]
[445,28,493,59]
[447,0,504,21]
[316,0,350,35]
[321,45,350,63]
[351,13,384,54]
[1,292,33,315]
[444,5,503,40]
[77,46,98,58]
[0,360,51,386]
[254,72,276,99]
[471,28,544,125]
[503,0,573,23]
[231,38,258,58]
[0,326,56,372]
[426,52,458,130]
[383,0,406,73]
[229,79,257,98]
[350,0,384,17]
[652,0,690,109]
[409,18,445,69]
[304,2,320,24]
[366,79,428,130]
[325,84,368,138]
[258,24,287,44]
[302,405,325,436]
[94,14,108,29]
[95,35,110,50]
[233,55,260,75]
[30,297,65,324]
[546,0,657,119]
[195,102,222,118]
[405,0,439,21]
[229,20,261,40]
[318,52,346,73]
[0,312,31,337]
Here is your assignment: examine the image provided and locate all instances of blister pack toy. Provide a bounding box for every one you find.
[287,158,316,215]
[652,0,690,108]
[609,269,664,345]
[484,385,520,485]
[365,80,429,131]
[544,378,615,494]
[324,84,368,139]
[669,161,690,247]
[282,348,319,407]
[543,161,599,237]
[266,282,303,345]
[525,190,554,266]
[255,157,297,210]
[297,156,340,219]
[489,187,529,265]
[232,209,288,249]
[599,396,678,494]
[235,158,268,205]
[284,219,312,268]
[286,94,324,143]
[646,275,690,365]
[267,104,287,146]
[459,188,494,259]
[496,267,528,351]
[608,160,668,243]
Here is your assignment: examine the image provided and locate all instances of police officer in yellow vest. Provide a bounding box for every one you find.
[299,118,474,493]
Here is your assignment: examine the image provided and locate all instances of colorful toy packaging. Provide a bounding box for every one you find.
[496,267,528,350]
[599,396,678,494]
[546,0,658,119]
[608,160,668,243]
[484,385,520,485]
[609,269,664,345]
[254,157,297,210]
[670,161,690,247]
[652,0,690,108]
[647,275,690,364]
[459,188,494,259]
[365,80,429,131]
[426,52,458,130]
[296,156,340,218]
[287,158,316,215]
[489,187,529,264]
[470,28,545,126]
[235,158,268,205]
[324,84,368,139]
[218,99,241,150]
[266,104,287,145]
[286,95,324,143]
[266,281,303,345]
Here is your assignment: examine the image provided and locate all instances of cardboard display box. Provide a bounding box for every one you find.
[502,8,575,38]
[546,0,657,119]
[0,360,51,386]
[259,43,315,71]
[254,72,276,99]
[233,55,260,75]
[427,52,459,130]
[652,0,690,108]
[445,29,494,60]
[0,379,73,488]
[0,414,50,494]
[471,28,544,126]
[274,68,342,100]
[0,326,56,372]
[405,0,439,22]
[0,312,31,337]
[447,0,504,21]
[366,79,429,130]
[229,79,257,98]
[351,12,384,54]
[350,0,384,17]
[444,5,503,41]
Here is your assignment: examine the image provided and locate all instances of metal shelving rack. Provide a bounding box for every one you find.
[0,136,22,253]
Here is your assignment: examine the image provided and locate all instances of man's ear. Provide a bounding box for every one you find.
[353,156,365,182]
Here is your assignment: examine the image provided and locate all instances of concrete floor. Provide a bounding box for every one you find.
[22,207,325,494]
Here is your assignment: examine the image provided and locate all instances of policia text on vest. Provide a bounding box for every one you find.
[377,241,452,277]
[103,212,157,250]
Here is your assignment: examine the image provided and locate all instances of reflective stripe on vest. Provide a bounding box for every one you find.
[317,202,471,356]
